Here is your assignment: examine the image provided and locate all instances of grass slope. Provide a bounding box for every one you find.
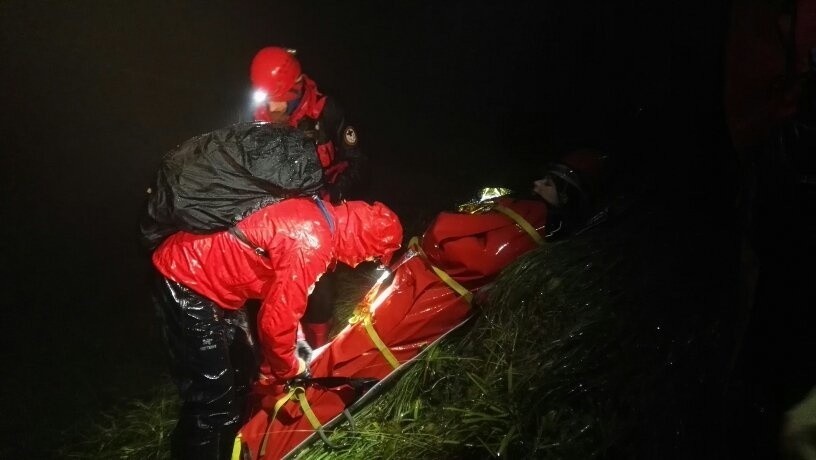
[59,200,739,459]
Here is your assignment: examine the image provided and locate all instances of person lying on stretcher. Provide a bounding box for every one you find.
[233,148,623,460]
[296,148,614,365]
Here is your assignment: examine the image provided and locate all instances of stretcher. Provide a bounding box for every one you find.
[233,195,549,460]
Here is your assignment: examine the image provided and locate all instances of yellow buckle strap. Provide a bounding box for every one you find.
[349,308,400,370]
[408,237,473,303]
[231,433,242,460]
[259,386,300,456]
[258,385,330,456]
[492,204,544,246]
[294,389,323,432]
[348,268,402,370]
[361,312,400,369]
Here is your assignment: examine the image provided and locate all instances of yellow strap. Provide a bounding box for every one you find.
[362,313,400,369]
[492,204,545,246]
[349,306,400,369]
[231,433,242,460]
[295,387,343,449]
[348,273,401,370]
[349,234,474,372]
[295,388,323,431]
[258,386,331,455]
[259,386,299,456]
[409,237,473,303]
[429,264,473,301]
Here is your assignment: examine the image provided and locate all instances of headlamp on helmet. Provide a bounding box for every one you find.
[252,89,269,106]
[250,46,302,102]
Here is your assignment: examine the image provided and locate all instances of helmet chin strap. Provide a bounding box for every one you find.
[285,91,303,115]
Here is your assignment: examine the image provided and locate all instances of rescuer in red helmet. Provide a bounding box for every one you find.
[250,46,368,350]
[250,47,364,200]
[152,197,402,459]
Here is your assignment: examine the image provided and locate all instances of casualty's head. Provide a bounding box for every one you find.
[250,46,304,122]
[533,148,608,209]
[332,201,403,267]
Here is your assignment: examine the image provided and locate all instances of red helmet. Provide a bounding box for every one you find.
[250,47,302,102]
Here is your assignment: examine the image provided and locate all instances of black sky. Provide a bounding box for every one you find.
[0,1,737,457]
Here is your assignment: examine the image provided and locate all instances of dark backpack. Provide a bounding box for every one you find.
[140,122,324,250]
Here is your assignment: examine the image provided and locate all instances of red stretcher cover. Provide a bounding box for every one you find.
[235,198,549,460]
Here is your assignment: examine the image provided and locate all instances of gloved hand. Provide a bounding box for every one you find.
[296,338,314,364]
[256,356,310,387]
[286,357,312,389]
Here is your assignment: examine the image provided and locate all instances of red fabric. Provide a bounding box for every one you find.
[302,322,333,348]
[323,160,349,184]
[316,142,336,170]
[153,198,402,381]
[252,76,324,124]
[286,76,326,124]
[250,47,302,101]
[253,105,273,123]
[422,198,548,287]
[236,199,548,459]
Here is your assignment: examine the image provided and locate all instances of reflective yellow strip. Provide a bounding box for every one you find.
[272,387,299,421]
[259,387,332,455]
[408,237,473,303]
[350,234,474,372]
[429,263,473,301]
[347,271,401,369]
[492,205,544,246]
[349,308,400,369]
[362,313,400,369]
[295,388,323,431]
[259,386,299,456]
[231,433,242,460]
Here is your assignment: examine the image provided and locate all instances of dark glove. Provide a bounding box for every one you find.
[296,338,313,364]
[286,358,312,390]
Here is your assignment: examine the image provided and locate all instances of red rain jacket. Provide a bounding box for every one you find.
[152,198,402,380]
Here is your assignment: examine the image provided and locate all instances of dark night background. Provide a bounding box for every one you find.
[1,1,813,458]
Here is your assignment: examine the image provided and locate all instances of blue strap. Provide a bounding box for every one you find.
[313,196,336,236]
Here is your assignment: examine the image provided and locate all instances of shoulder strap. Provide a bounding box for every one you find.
[227,226,269,259]
[313,195,335,236]
[228,197,333,259]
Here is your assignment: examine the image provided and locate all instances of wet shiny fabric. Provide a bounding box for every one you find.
[236,198,549,459]
[152,198,403,381]
[153,276,258,460]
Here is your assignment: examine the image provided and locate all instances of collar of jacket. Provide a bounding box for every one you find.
[288,75,327,125]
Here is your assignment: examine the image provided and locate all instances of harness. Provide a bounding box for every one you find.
[228,196,335,258]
